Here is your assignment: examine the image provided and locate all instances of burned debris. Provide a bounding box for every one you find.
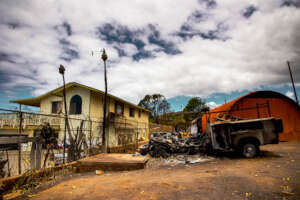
[140,117,283,159]
[139,131,210,158]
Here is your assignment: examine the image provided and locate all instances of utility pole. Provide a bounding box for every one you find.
[101,49,108,153]
[18,104,22,174]
[287,61,299,105]
[59,65,68,163]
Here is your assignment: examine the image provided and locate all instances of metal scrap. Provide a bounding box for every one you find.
[139,132,209,158]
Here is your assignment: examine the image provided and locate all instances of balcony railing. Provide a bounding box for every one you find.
[0,111,148,131]
[109,114,148,130]
[0,112,63,129]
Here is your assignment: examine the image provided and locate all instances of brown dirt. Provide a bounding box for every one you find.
[13,142,300,200]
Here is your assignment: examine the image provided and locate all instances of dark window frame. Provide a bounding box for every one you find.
[129,107,135,117]
[115,101,124,116]
[51,101,62,114]
[69,95,82,115]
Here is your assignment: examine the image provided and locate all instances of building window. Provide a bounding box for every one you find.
[129,108,135,117]
[115,101,124,115]
[69,95,82,115]
[138,110,141,118]
[51,101,62,114]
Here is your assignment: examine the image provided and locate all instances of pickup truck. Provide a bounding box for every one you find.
[206,117,283,158]
[139,117,283,158]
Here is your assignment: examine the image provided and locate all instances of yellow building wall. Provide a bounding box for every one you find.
[40,86,91,119]
[40,86,91,141]
[89,91,103,121]
[39,86,149,147]
[40,95,63,114]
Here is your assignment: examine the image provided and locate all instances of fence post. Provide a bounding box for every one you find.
[30,141,36,170]
[36,141,42,170]
[6,149,10,177]
[256,103,260,118]
[89,120,92,149]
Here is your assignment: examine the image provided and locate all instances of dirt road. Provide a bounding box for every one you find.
[21,142,300,200]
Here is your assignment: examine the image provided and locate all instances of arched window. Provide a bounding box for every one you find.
[69,95,82,114]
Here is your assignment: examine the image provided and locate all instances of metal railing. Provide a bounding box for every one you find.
[0,108,150,176]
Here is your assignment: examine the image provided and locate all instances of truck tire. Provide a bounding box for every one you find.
[241,143,259,158]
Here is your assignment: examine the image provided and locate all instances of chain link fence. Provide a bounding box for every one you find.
[0,108,148,177]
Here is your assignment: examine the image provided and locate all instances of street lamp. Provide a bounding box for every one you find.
[101,49,108,153]
[59,64,68,163]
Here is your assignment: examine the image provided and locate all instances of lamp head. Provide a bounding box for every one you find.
[59,65,65,75]
[101,49,108,61]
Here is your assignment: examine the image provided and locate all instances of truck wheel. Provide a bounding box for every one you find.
[242,143,259,158]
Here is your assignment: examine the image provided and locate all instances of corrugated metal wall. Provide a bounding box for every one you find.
[202,91,300,141]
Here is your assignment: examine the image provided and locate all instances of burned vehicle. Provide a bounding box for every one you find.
[140,117,283,158]
[208,117,283,158]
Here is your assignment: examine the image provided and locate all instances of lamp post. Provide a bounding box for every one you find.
[59,65,68,163]
[101,49,108,153]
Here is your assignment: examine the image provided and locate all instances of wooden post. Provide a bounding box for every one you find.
[101,49,108,153]
[6,149,10,177]
[36,141,42,170]
[18,104,22,175]
[30,141,36,170]
[59,65,68,163]
[89,120,92,149]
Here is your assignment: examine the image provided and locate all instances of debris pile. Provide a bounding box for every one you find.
[139,132,210,158]
[146,154,215,168]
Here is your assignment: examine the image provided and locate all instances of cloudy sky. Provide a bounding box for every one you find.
[0,0,299,111]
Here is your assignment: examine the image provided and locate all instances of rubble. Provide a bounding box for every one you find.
[146,154,215,168]
[142,117,283,159]
[139,132,210,158]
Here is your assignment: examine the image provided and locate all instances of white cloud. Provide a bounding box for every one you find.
[0,0,299,106]
[285,91,295,99]
[206,101,219,109]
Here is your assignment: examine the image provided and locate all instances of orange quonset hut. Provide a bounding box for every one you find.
[202,91,300,141]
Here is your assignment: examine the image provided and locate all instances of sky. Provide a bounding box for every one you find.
[0,0,299,112]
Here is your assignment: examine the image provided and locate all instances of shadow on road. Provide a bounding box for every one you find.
[212,150,282,160]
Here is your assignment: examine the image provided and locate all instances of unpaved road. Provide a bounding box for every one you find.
[24,142,300,199]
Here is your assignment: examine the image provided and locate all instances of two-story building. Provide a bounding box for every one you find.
[8,82,150,148]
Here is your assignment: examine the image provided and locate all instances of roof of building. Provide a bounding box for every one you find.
[10,82,151,112]
[209,90,299,113]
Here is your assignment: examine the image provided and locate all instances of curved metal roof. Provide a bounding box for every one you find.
[209,90,299,113]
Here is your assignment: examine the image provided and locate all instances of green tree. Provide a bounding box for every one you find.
[138,94,171,122]
[183,97,209,121]
[183,97,209,112]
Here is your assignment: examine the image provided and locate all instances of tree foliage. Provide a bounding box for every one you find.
[183,97,209,122]
[138,94,171,122]
[183,97,209,112]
